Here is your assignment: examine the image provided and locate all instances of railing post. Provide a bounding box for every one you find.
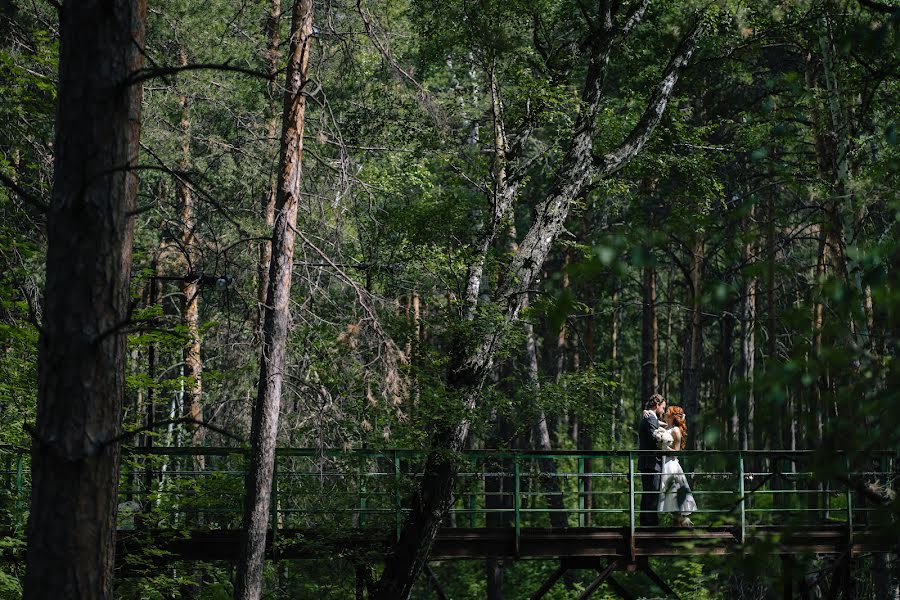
[738,451,746,544]
[394,451,401,542]
[845,455,853,549]
[14,451,23,533]
[628,451,635,563]
[513,457,521,557]
[270,456,278,559]
[578,456,585,528]
[468,456,476,528]
[358,456,368,528]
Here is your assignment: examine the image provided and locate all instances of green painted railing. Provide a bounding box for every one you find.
[1,447,896,547]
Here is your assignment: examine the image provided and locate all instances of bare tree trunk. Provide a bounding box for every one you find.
[144,264,159,493]
[522,299,569,530]
[610,287,620,444]
[23,1,146,598]
[174,46,204,462]
[818,17,869,348]
[556,254,570,384]
[720,306,736,445]
[737,211,756,451]
[662,270,674,399]
[681,234,704,431]
[764,192,779,453]
[374,19,702,598]
[641,264,659,403]
[234,0,313,597]
[257,0,282,328]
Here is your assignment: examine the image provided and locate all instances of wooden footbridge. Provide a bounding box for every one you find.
[2,447,897,597]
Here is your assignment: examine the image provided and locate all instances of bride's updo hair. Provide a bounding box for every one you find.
[667,405,687,444]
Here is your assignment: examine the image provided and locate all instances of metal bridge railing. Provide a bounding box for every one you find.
[2,447,896,548]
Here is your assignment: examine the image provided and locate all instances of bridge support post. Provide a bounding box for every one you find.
[513,458,521,557]
[606,575,635,600]
[628,452,635,563]
[638,559,680,600]
[576,560,620,600]
[781,554,794,600]
[737,451,746,543]
[826,553,854,600]
[424,564,450,600]
[529,564,567,600]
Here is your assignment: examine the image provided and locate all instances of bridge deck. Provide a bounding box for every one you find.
[113,525,892,564]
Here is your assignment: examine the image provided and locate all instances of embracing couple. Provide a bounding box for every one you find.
[637,394,697,527]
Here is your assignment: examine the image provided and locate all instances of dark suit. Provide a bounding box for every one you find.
[637,412,661,526]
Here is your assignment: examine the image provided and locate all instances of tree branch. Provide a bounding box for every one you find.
[98,417,244,449]
[620,0,650,36]
[857,0,898,15]
[595,19,704,177]
[122,62,273,87]
[0,172,49,212]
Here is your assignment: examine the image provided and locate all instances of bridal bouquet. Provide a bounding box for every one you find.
[653,426,674,451]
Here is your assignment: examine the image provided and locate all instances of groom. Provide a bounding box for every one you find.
[637,393,666,526]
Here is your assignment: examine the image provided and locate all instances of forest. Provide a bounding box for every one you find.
[0,0,898,598]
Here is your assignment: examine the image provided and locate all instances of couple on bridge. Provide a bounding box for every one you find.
[638,394,697,527]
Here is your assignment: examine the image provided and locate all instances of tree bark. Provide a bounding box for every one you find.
[523,298,569,530]
[374,15,702,598]
[737,210,756,451]
[23,1,146,598]
[174,45,204,462]
[640,264,659,403]
[610,287,620,443]
[234,0,313,597]
[257,0,282,328]
[680,234,704,433]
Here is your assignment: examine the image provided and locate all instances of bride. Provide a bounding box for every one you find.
[652,406,697,527]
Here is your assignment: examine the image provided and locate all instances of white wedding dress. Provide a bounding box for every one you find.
[654,427,698,517]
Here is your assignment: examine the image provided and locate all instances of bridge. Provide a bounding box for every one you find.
[2,447,897,598]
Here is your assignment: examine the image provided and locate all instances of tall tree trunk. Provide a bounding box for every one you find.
[374,20,702,598]
[681,234,704,433]
[765,192,779,452]
[720,307,736,445]
[144,263,159,494]
[610,287,620,444]
[640,264,659,403]
[257,0,282,328]
[23,1,146,598]
[662,269,674,399]
[523,300,569,530]
[234,0,313,597]
[175,46,204,462]
[737,210,756,452]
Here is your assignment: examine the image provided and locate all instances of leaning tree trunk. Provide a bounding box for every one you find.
[234,0,313,598]
[374,15,703,598]
[23,1,146,598]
